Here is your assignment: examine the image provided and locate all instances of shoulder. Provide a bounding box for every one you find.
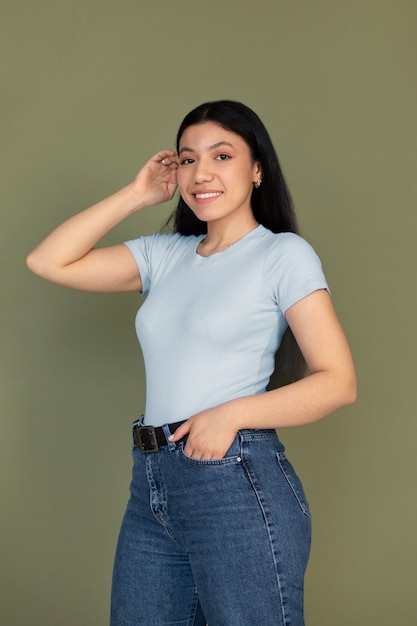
[258,226,322,266]
[259,227,329,301]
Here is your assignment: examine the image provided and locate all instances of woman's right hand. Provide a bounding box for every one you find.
[130,150,179,208]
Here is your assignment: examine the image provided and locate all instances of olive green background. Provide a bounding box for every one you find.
[2,1,416,624]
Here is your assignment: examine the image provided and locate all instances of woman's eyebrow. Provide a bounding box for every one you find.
[178,141,234,155]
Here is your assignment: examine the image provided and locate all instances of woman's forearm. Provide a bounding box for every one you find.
[170,369,356,461]
[225,367,357,432]
[26,185,143,279]
[26,150,179,291]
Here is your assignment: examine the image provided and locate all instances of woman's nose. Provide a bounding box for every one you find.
[194,158,214,183]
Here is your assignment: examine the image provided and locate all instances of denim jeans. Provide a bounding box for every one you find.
[111,426,311,626]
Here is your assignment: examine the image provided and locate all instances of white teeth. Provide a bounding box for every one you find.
[195,192,222,199]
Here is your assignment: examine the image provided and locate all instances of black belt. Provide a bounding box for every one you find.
[133,420,185,453]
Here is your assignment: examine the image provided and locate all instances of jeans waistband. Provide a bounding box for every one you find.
[238,428,278,442]
[133,416,278,450]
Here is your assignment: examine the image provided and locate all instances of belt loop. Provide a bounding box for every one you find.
[163,423,176,451]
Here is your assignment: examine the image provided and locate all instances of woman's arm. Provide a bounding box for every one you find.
[170,289,357,459]
[26,150,179,292]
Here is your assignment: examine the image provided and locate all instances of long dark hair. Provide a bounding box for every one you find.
[166,100,307,388]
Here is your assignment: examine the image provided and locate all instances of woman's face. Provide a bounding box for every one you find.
[176,121,260,227]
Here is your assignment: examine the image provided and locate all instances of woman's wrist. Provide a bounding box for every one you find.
[120,185,148,215]
[221,397,255,432]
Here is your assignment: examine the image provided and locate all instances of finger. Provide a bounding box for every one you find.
[168,419,191,442]
[153,150,178,166]
[184,443,195,457]
[161,156,179,169]
[183,442,206,460]
[154,149,177,161]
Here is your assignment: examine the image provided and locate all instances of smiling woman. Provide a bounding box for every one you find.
[26,100,356,626]
[176,122,260,247]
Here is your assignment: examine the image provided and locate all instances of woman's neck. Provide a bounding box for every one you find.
[198,217,259,257]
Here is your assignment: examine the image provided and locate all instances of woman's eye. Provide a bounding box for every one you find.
[180,158,194,165]
[216,154,230,161]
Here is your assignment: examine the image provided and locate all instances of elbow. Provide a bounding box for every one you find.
[320,366,357,412]
[345,382,357,407]
[26,251,43,277]
[26,251,38,275]
[26,251,36,272]
[340,370,357,408]
[26,250,53,281]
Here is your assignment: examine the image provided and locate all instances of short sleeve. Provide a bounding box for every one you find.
[123,234,157,294]
[124,232,189,294]
[265,233,330,314]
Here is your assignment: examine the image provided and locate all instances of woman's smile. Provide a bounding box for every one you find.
[193,191,223,202]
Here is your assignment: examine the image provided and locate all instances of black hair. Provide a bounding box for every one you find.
[165,100,307,387]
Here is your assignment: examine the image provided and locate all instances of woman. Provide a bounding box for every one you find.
[27,100,356,626]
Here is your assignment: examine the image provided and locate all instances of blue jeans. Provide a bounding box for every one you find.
[111,426,311,626]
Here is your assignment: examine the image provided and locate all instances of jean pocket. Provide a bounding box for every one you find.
[178,441,243,466]
[276,451,311,518]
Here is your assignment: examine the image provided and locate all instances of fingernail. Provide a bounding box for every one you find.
[168,434,174,441]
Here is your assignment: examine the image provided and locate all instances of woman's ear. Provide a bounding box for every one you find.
[253,162,263,188]
[253,161,262,180]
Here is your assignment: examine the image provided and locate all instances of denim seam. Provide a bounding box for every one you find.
[276,452,311,519]
[178,442,242,466]
[188,592,201,626]
[146,454,169,523]
[162,522,186,548]
[241,444,289,626]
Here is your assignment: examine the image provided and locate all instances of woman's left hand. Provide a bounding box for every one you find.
[168,407,238,461]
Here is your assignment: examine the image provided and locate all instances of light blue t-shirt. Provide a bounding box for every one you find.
[124,225,329,426]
